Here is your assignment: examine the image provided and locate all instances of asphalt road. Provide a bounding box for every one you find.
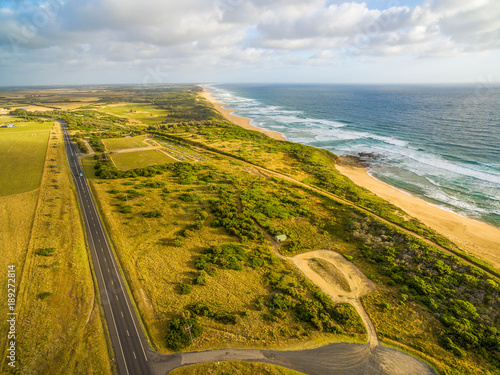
[61,121,151,375]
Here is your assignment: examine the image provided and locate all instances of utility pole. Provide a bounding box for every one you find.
[184,324,193,344]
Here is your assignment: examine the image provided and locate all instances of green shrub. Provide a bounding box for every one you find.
[179,282,193,295]
[195,244,247,272]
[179,192,201,202]
[193,271,207,286]
[143,209,163,218]
[37,292,53,300]
[165,317,203,350]
[119,205,132,214]
[37,247,56,256]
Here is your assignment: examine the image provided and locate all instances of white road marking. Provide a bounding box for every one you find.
[121,311,124,318]
[133,352,137,360]
[127,330,130,337]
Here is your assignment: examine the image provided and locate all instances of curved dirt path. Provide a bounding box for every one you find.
[291,250,378,348]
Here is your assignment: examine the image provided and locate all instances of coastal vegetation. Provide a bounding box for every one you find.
[1,86,499,375]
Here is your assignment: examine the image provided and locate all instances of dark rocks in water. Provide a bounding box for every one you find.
[338,155,368,167]
[358,152,383,160]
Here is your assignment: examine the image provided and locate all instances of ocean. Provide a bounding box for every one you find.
[205,84,500,228]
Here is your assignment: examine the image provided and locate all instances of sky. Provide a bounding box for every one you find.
[0,0,499,86]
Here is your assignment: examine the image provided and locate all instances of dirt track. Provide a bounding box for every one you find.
[292,250,378,348]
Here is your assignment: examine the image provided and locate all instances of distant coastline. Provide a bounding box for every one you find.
[201,86,500,271]
[201,89,286,141]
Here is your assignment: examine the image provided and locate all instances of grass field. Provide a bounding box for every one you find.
[102,135,149,151]
[111,149,177,170]
[88,153,365,354]
[2,123,113,375]
[0,121,53,196]
[0,190,39,372]
[171,361,306,375]
[100,103,170,125]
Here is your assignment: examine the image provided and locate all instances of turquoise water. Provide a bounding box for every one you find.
[206,84,500,228]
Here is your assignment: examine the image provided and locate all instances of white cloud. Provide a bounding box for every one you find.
[0,0,499,85]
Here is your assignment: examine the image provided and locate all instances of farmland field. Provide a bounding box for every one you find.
[102,135,149,150]
[99,103,170,125]
[0,121,53,196]
[3,122,113,374]
[111,149,177,170]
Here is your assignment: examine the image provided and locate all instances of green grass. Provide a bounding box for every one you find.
[81,155,98,179]
[111,149,177,170]
[100,103,170,125]
[0,121,52,196]
[102,135,148,150]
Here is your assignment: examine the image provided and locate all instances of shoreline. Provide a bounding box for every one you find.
[336,163,500,271]
[201,87,500,270]
[201,88,286,141]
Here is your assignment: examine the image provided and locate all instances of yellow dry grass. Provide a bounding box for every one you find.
[171,361,306,375]
[2,123,113,375]
[87,155,349,354]
[0,190,39,370]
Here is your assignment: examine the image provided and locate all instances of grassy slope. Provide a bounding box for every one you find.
[87,155,365,353]
[7,123,112,375]
[111,149,177,170]
[171,361,307,375]
[0,122,52,196]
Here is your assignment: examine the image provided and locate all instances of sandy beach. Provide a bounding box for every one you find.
[201,87,500,271]
[201,89,286,141]
[336,164,500,270]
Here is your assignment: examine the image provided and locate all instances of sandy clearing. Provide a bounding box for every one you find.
[291,250,378,348]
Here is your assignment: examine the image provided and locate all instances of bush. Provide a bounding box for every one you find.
[188,302,239,324]
[165,317,203,350]
[143,209,163,218]
[179,282,193,295]
[37,247,56,256]
[37,292,53,300]
[193,271,207,286]
[195,244,247,272]
[174,237,183,247]
[179,192,201,202]
[119,205,132,214]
